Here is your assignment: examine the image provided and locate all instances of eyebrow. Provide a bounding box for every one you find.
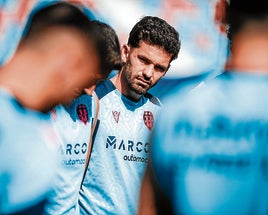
[138,54,169,71]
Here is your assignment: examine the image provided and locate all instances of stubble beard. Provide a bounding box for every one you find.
[126,72,148,96]
[124,64,149,99]
[129,81,146,95]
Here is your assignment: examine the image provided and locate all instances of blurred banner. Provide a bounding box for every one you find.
[0,0,228,98]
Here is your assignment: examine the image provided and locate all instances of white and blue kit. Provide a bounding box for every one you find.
[0,88,58,214]
[151,71,268,215]
[79,80,161,215]
[44,94,94,215]
[46,79,161,215]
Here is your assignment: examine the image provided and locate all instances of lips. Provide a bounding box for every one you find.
[137,77,150,87]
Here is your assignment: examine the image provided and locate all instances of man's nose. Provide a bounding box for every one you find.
[143,65,154,79]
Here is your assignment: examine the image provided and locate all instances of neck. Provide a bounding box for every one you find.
[110,71,142,102]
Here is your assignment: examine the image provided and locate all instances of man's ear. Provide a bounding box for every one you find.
[121,44,130,63]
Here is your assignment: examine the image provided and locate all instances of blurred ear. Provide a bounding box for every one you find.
[121,44,130,63]
[214,0,228,33]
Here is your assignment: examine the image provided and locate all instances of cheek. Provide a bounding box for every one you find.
[152,72,165,83]
[126,63,142,78]
[84,71,105,90]
[82,63,101,87]
[71,73,93,92]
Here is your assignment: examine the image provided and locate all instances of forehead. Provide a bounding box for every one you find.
[131,41,172,65]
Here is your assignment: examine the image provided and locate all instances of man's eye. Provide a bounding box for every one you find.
[155,66,165,73]
[139,57,147,63]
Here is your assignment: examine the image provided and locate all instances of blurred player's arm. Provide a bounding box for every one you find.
[138,162,174,215]
[138,167,156,215]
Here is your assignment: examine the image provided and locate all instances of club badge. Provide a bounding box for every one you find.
[112,111,120,123]
[143,111,154,131]
[77,104,88,125]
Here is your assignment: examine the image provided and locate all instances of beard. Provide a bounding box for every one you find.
[125,69,150,95]
[128,81,147,95]
[123,63,152,100]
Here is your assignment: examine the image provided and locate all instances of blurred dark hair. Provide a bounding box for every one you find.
[90,20,122,74]
[22,2,122,76]
[226,0,268,39]
[127,16,181,62]
[22,2,91,40]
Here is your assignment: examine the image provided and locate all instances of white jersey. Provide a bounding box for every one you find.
[151,71,268,215]
[79,80,161,215]
[46,80,161,215]
[0,88,58,214]
[44,94,94,215]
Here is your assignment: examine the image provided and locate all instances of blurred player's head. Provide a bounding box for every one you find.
[0,2,116,112]
[84,20,122,94]
[226,0,268,40]
[225,0,268,72]
[19,2,105,110]
[90,20,122,73]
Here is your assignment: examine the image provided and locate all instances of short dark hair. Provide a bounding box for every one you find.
[226,0,268,39]
[127,16,181,61]
[22,2,91,41]
[22,2,120,76]
[90,20,122,74]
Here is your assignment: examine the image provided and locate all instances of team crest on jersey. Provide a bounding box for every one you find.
[112,111,120,123]
[77,104,88,125]
[143,111,154,131]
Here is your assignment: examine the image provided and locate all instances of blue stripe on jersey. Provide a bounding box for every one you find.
[94,80,116,100]
[144,93,161,107]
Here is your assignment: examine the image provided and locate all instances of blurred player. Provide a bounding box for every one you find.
[139,0,268,214]
[0,2,112,214]
[44,20,122,215]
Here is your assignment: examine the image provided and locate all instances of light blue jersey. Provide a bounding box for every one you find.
[79,80,161,215]
[46,80,161,215]
[44,94,95,215]
[0,88,58,214]
[151,71,268,215]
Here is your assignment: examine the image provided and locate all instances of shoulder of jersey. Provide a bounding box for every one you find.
[94,80,116,100]
[145,93,162,107]
[94,80,162,107]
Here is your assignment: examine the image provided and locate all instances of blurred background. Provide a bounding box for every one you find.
[0,0,228,99]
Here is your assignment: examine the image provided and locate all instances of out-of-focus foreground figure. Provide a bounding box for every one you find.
[44,19,122,215]
[139,0,268,214]
[0,2,108,214]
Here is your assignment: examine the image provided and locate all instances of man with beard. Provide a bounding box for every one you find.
[79,15,180,215]
[52,16,180,215]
